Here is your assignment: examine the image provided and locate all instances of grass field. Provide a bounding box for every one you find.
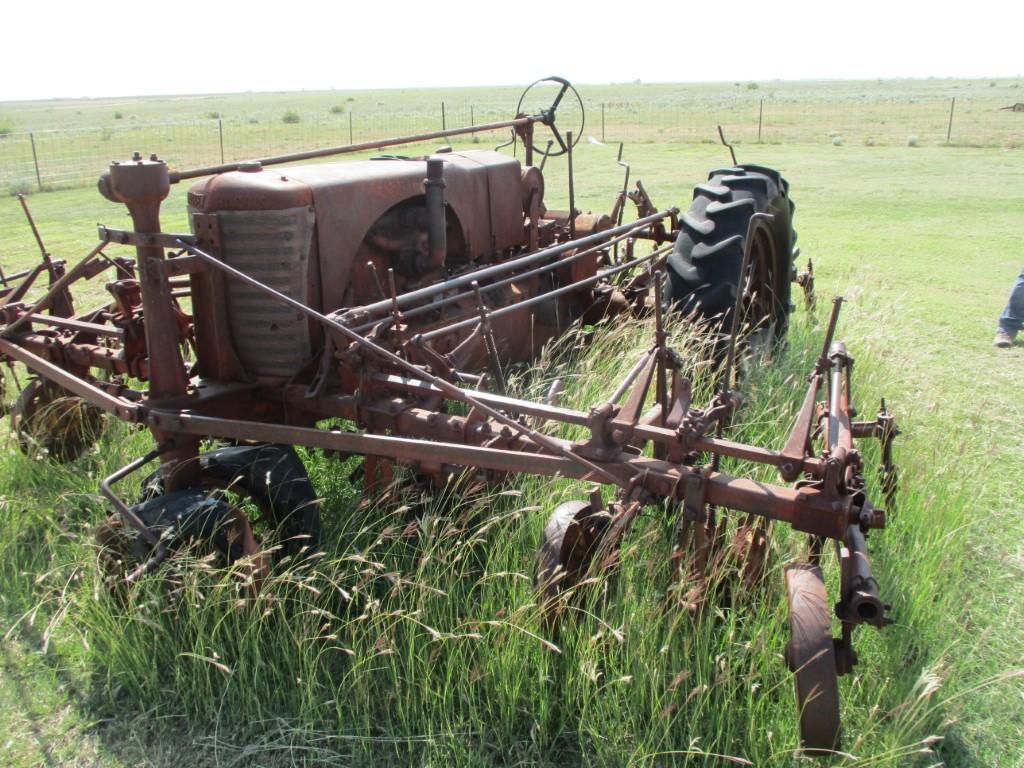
[1,78,1022,191]
[0,92,1022,766]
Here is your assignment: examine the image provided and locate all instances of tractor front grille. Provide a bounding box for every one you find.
[216,207,315,379]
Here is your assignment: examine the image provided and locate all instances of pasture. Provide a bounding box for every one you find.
[0,79,1022,767]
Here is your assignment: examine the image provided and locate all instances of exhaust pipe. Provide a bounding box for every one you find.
[425,158,447,271]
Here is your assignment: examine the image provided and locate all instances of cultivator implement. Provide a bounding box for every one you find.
[0,194,149,454]
[0,77,898,752]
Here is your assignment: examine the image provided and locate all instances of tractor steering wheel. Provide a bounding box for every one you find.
[516,76,585,158]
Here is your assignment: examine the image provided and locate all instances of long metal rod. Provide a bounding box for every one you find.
[100,446,166,547]
[169,116,538,183]
[0,263,46,309]
[350,220,665,333]
[419,244,671,342]
[828,343,852,458]
[817,297,845,373]
[161,410,575,478]
[17,194,51,265]
[609,348,656,404]
[178,241,630,488]
[339,210,676,322]
[23,313,123,338]
[0,266,32,284]
[567,130,576,241]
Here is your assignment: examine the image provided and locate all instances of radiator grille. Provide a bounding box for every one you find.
[216,207,315,378]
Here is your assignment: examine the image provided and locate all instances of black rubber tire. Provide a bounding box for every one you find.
[126,489,246,562]
[140,443,321,560]
[666,164,796,344]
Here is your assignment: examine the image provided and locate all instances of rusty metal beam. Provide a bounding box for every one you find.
[144,410,849,539]
[23,314,123,339]
[0,338,139,420]
[167,116,539,183]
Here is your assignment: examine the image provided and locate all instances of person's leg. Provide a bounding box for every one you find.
[998,268,1024,334]
[994,268,1024,346]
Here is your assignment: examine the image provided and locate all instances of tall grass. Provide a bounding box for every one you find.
[2,298,1005,766]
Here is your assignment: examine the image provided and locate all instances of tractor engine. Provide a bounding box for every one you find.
[185,150,602,383]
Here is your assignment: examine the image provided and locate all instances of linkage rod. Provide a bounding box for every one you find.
[341,209,676,322]
[418,243,672,342]
[169,116,539,183]
[351,219,661,333]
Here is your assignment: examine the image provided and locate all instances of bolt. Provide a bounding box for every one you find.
[779,460,795,476]
[132,151,142,161]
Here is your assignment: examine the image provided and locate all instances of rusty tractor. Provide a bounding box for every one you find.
[0,77,898,752]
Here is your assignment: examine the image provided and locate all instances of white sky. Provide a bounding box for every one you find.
[2,0,1021,101]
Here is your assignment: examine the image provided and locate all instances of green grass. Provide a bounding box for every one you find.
[0,128,1022,766]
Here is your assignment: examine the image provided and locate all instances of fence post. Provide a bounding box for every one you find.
[218,118,225,164]
[946,97,956,143]
[602,103,606,142]
[349,111,353,144]
[441,101,446,131]
[29,128,42,192]
[758,98,764,143]
[470,105,475,127]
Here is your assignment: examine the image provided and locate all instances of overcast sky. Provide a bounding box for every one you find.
[3,0,1021,101]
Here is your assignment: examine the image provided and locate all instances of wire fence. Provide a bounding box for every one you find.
[2,96,1021,194]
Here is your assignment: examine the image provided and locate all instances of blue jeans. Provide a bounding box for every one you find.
[999,268,1024,334]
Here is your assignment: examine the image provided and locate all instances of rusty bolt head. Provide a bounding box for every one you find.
[132,151,142,161]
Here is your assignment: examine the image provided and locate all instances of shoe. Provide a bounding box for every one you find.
[993,329,1016,348]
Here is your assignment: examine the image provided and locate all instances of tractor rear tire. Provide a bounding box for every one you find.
[666,164,796,347]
